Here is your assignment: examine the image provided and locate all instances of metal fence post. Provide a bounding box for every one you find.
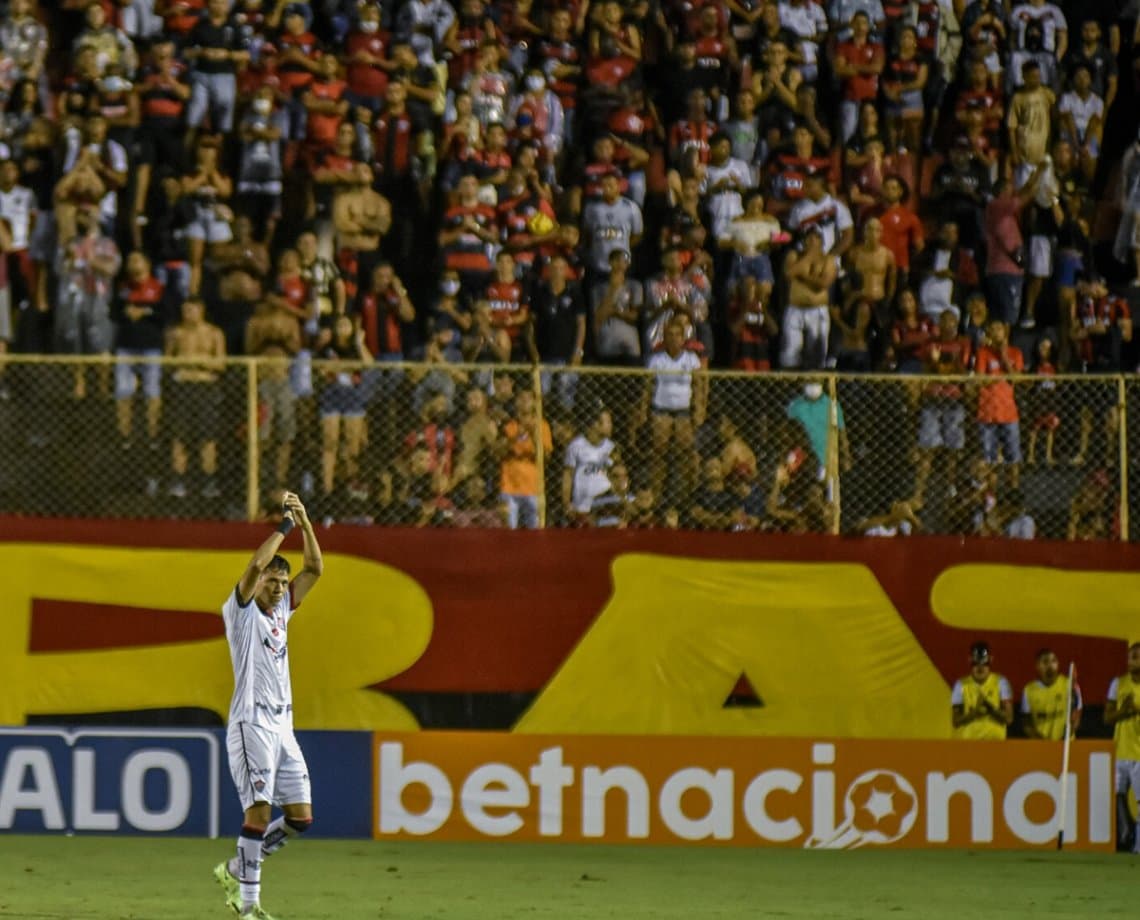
[826,373,841,535]
[533,364,547,529]
[1120,376,1129,541]
[246,357,260,523]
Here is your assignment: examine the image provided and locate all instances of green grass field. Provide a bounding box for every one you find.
[0,837,1134,919]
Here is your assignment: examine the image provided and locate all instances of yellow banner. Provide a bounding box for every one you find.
[373,733,1114,850]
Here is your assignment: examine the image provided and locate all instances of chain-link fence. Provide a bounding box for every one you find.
[0,355,1132,540]
[837,373,1124,540]
[0,356,255,520]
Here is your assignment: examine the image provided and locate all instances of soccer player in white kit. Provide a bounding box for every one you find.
[213,492,322,919]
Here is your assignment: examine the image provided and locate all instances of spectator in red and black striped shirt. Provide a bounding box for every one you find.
[132,41,191,234]
[439,173,497,290]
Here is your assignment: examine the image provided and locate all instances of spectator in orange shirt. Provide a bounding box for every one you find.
[497,387,553,529]
[974,319,1024,486]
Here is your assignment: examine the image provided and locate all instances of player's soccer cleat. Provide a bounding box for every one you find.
[213,861,241,913]
[238,905,279,919]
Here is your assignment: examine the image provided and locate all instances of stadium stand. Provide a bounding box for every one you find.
[0,0,1139,535]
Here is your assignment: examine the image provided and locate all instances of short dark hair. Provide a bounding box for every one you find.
[1035,646,1054,660]
[267,554,291,574]
[884,174,909,200]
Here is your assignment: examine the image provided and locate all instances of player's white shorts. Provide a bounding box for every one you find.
[1116,759,1140,796]
[227,722,311,811]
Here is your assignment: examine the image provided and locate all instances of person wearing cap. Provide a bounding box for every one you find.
[951,642,1013,739]
[1021,648,1080,740]
[1104,643,1140,852]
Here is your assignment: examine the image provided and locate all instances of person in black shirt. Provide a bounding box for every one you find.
[145,169,196,305]
[186,0,248,138]
[114,251,170,448]
[529,254,586,407]
[1063,20,1117,110]
[930,138,990,250]
[689,456,744,530]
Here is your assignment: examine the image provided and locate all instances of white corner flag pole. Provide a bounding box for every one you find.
[1057,661,1076,851]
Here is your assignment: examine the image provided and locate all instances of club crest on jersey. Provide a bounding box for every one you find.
[262,637,287,663]
[253,779,266,792]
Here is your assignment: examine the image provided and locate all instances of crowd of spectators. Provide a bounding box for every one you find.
[0,0,1139,531]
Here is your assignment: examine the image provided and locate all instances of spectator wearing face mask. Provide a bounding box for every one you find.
[430,270,470,362]
[786,380,851,476]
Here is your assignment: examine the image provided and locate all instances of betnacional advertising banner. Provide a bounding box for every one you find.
[373,733,1115,851]
[2,518,1139,734]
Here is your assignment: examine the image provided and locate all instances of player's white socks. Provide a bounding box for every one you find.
[236,825,265,910]
[261,815,312,858]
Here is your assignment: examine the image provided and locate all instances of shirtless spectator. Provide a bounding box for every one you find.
[782,227,835,369]
[455,386,499,483]
[165,297,226,499]
[333,164,391,265]
[846,217,896,332]
[246,294,302,502]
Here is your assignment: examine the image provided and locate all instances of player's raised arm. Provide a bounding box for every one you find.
[236,492,300,605]
[284,494,323,608]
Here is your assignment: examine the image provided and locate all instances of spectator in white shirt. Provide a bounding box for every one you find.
[641,317,706,508]
[788,169,854,258]
[1058,64,1104,172]
[702,131,755,241]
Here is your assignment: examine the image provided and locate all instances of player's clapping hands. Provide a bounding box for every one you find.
[283,493,309,525]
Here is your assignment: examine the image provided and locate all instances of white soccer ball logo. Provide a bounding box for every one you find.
[805,770,919,850]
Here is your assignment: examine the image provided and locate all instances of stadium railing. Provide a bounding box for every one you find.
[0,354,1128,540]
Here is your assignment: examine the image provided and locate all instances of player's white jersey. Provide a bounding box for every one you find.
[223,588,295,730]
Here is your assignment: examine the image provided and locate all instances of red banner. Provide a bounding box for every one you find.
[2,518,1136,731]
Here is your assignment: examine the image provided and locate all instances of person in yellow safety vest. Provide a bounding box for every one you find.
[1021,648,1082,740]
[950,641,1013,740]
[1104,642,1140,853]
